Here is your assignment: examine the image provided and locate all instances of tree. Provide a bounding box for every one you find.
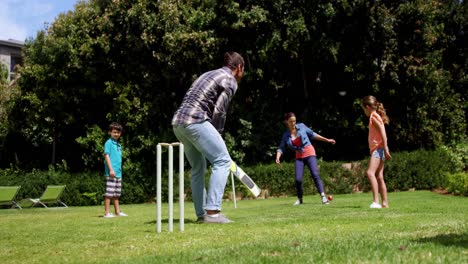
[3,0,466,174]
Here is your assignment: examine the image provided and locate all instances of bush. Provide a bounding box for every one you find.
[246,162,295,197]
[439,142,468,172]
[65,171,104,206]
[244,160,360,197]
[446,172,468,196]
[0,167,104,206]
[0,171,151,207]
[318,161,357,194]
[383,148,456,191]
[0,148,460,206]
[0,167,69,200]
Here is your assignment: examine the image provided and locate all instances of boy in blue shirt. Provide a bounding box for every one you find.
[103,122,127,218]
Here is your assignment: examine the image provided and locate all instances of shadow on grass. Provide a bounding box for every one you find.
[145,218,198,225]
[415,233,468,248]
[328,205,363,209]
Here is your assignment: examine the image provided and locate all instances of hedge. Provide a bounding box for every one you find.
[0,147,464,207]
[446,172,468,196]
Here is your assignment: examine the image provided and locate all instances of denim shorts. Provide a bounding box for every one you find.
[371,148,385,161]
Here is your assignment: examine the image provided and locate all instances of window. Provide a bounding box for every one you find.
[10,54,22,80]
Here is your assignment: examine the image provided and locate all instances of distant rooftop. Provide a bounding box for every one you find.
[0,39,25,48]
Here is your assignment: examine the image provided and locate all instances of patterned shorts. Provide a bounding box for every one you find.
[105,177,122,198]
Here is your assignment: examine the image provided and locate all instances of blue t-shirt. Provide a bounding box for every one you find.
[104,138,122,178]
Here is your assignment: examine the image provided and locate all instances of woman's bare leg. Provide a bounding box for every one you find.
[376,162,388,208]
[367,157,381,204]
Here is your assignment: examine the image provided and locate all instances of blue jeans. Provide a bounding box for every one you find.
[173,122,231,217]
[295,156,325,199]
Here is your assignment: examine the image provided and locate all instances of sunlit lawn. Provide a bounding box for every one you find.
[0,191,466,263]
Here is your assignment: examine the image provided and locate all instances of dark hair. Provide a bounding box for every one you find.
[361,95,389,124]
[108,122,123,132]
[223,52,244,69]
[282,112,296,122]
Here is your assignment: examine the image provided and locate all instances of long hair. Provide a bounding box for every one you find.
[361,95,389,124]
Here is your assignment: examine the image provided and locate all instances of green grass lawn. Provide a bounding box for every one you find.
[0,191,466,264]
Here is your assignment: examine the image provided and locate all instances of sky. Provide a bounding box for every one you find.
[0,0,79,42]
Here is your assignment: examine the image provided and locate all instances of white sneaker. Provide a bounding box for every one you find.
[293,199,302,206]
[203,213,233,224]
[104,213,115,218]
[321,196,330,205]
[117,212,128,216]
[370,202,382,209]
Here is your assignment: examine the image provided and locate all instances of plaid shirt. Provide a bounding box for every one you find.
[172,67,238,133]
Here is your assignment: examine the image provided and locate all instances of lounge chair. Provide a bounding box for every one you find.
[0,186,22,209]
[28,185,68,208]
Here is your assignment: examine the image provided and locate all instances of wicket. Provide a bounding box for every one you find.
[156,142,184,233]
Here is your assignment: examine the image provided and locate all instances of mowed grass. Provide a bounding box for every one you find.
[0,191,466,264]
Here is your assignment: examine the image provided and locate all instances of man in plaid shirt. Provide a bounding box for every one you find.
[172,52,244,224]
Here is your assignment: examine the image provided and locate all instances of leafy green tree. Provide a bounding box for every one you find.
[0,63,11,163]
[0,63,8,86]
[379,0,466,148]
[2,0,466,177]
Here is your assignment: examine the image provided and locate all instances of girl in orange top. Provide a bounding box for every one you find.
[361,95,391,209]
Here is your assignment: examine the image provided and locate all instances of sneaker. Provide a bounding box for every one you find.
[203,213,233,224]
[293,199,302,206]
[321,196,330,205]
[117,212,128,216]
[103,213,115,218]
[370,202,382,209]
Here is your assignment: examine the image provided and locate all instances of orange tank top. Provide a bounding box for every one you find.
[368,112,384,154]
[292,137,316,159]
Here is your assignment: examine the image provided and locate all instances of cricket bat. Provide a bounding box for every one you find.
[230,161,261,197]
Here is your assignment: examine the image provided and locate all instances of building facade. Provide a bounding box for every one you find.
[0,39,24,83]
